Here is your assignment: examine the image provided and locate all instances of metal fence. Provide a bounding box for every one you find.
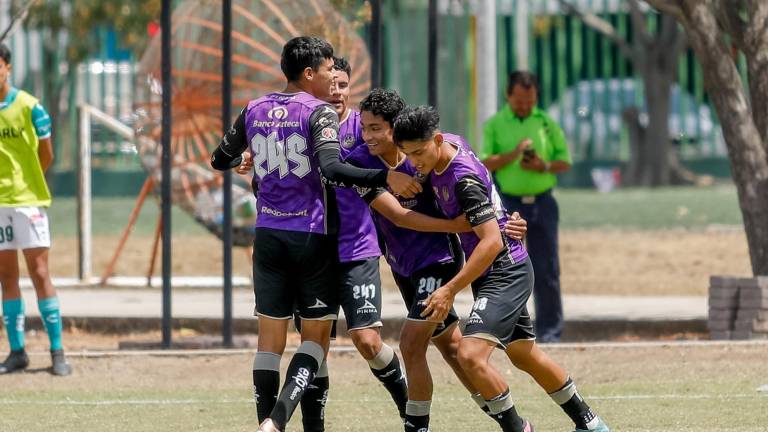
[385,0,737,165]
[2,0,740,193]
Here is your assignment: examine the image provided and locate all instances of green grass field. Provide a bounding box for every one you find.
[47,184,742,237]
[2,342,766,431]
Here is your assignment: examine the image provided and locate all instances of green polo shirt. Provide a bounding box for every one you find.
[481,106,571,196]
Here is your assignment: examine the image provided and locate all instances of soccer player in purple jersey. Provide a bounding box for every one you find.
[346,89,529,432]
[296,58,409,431]
[393,106,610,432]
[210,37,422,432]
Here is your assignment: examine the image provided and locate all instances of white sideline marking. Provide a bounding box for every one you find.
[17,339,768,358]
[0,393,764,406]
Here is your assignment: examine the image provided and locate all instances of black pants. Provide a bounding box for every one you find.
[500,190,563,342]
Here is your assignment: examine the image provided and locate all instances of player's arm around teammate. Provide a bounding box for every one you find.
[395,106,609,432]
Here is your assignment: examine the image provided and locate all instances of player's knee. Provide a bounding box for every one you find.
[350,329,382,360]
[506,342,539,372]
[399,331,429,360]
[436,341,460,366]
[0,269,16,284]
[28,264,50,284]
[508,352,535,372]
[0,260,19,282]
[457,346,486,372]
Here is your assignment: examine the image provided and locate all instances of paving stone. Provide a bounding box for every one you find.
[708,297,739,309]
[708,285,740,300]
[707,319,733,331]
[708,330,732,340]
[708,308,737,321]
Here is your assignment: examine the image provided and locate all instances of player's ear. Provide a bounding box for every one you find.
[433,132,443,147]
[302,66,314,82]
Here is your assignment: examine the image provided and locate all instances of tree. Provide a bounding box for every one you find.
[13,0,158,173]
[559,0,703,186]
[641,0,768,276]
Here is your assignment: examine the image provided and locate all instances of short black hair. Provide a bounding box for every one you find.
[280,36,334,82]
[332,56,351,77]
[393,105,440,145]
[359,88,405,127]
[506,70,538,95]
[0,44,11,65]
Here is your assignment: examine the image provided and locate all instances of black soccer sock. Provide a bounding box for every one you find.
[253,352,281,423]
[486,389,526,432]
[300,359,330,432]
[367,344,408,418]
[270,341,325,430]
[549,377,600,430]
[404,400,431,432]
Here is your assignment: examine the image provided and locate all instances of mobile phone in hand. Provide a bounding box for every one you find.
[522,148,536,161]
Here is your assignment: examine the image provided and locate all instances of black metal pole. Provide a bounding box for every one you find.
[370,0,382,88]
[427,0,438,108]
[161,0,173,348]
[221,0,234,348]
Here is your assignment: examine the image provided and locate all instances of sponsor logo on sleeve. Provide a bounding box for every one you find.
[321,127,338,140]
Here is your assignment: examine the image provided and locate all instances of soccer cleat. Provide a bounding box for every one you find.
[522,419,535,432]
[257,419,282,432]
[50,349,72,376]
[0,349,29,374]
[574,417,610,432]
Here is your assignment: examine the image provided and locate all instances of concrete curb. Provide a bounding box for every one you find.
[26,315,708,342]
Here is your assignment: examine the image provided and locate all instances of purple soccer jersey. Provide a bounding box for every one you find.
[346,145,455,277]
[245,92,334,234]
[429,134,528,267]
[336,110,381,262]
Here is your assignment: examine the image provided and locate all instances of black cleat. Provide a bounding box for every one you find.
[0,349,29,374]
[50,349,72,376]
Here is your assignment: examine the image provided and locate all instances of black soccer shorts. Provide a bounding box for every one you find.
[464,255,536,348]
[338,257,383,331]
[393,260,461,338]
[252,227,339,320]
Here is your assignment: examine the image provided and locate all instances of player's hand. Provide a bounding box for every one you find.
[520,152,545,172]
[421,287,455,322]
[236,151,253,175]
[514,138,533,153]
[504,212,527,240]
[451,214,472,232]
[387,170,422,198]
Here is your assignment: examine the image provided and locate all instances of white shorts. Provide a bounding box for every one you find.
[0,207,51,250]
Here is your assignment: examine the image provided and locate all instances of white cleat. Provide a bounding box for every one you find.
[257,419,281,432]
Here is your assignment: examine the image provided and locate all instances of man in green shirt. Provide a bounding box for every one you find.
[480,71,571,342]
[0,43,71,375]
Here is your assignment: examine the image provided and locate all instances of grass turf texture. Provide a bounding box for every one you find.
[1,342,765,431]
[46,185,741,237]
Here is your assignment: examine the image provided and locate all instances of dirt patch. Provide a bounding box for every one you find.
[26,228,751,296]
[560,227,751,296]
